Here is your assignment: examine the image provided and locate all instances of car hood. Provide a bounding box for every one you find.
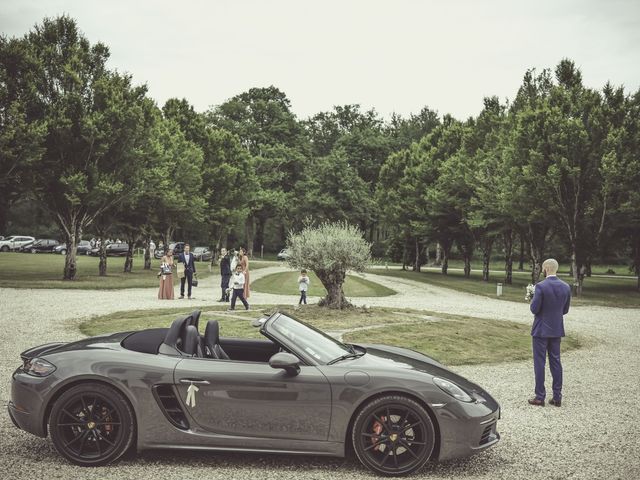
[350,343,491,397]
[21,332,132,359]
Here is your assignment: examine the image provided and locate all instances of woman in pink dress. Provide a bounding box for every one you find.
[240,247,250,299]
[158,250,175,300]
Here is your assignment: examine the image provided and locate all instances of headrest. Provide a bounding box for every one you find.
[182,325,199,356]
[204,320,220,346]
[189,310,202,330]
[163,315,191,348]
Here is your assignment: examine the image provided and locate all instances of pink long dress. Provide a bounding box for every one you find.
[241,254,250,299]
[158,259,175,300]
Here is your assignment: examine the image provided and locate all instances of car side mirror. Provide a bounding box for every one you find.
[269,352,300,376]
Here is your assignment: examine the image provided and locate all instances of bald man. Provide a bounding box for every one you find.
[528,258,571,407]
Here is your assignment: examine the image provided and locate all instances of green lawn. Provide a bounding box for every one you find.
[0,252,271,290]
[369,267,640,308]
[251,270,396,297]
[79,305,583,366]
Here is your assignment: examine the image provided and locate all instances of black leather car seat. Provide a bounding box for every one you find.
[204,320,229,360]
[182,325,203,357]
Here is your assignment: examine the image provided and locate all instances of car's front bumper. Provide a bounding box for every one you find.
[434,402,500,461]
[8,370,51,438]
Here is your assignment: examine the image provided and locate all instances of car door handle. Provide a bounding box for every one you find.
[179,379,210,385]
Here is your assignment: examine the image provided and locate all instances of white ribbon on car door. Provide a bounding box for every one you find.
[186,382,199,408]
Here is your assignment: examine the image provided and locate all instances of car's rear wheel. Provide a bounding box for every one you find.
[49,383,135,466]
[352,395,435,476]
[1,245,9,252]
[60,249,67,255]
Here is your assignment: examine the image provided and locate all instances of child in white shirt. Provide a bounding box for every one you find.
[298,269,310,305]
[229,264,249,310]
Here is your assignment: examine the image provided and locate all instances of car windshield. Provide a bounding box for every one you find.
[267,313,351,364]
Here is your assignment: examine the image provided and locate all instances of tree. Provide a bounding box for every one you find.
[208,86,306,254]
[0,32,47,232]
[286,221,371,309]
[6,16,157,279]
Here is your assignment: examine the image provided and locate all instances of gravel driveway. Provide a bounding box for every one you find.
[1,265,639,479]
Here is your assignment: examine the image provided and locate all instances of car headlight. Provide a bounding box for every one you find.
[433,377,474,402]
[24,358,57,377]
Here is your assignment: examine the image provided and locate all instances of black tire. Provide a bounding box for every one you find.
[60,249,67,255]
[1,245,9,252]
[49,382,135,466]
[352,395,435,476]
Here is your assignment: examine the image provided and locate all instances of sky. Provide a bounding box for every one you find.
[1,0,639,120]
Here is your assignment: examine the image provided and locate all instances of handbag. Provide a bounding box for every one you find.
[192,274,198,287]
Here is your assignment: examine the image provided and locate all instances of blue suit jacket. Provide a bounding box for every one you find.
[178,252,196,273]
[530,276,571,338]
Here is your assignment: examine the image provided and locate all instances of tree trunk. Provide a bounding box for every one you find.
[481,239,493,282]
[98,238,108,276]
[0,196,9,236]
[503,229,514,285]
[254,216,267,256]
[143,234,151,270]
[245,216,255,257]
[63,227,80,280]
[518,232,526,271]
[633,232,640,292]
[441,239,452,275]
[528,224,548,284]
[413,237,421,273]
[123,241,134,273]
[401,232,410,271]
[435,242,442,266]
[315,269,351,309]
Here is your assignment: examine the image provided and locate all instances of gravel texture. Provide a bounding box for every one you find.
[1,265,639,479]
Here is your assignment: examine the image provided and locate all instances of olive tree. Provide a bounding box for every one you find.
[286,221,371,309]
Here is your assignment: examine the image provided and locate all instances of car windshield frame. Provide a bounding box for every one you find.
[262,312,352,365]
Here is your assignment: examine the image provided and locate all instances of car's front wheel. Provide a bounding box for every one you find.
[49,382,135,466]
[352,395,436,476]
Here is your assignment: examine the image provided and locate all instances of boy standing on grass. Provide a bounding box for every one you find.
[298,269,310,305]
[228,264,250,311]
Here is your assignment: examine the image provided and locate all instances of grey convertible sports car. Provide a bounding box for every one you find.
[9,311,500,476]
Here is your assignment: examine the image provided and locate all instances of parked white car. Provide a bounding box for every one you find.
[0,235,36,252]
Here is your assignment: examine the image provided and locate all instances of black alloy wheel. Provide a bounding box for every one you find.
[49,383,135,466]
[352,395,435,476]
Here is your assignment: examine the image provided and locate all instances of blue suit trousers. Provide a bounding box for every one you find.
[532,336,562,401]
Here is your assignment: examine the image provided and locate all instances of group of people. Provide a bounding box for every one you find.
[157,245,252,310]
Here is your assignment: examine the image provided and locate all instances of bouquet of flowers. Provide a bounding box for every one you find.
[525,284,535,302]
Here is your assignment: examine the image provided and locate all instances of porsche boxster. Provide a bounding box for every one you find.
[8,310,500,476]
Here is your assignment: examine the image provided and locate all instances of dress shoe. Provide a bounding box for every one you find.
[548,398,562,407]
[528,398,545,406]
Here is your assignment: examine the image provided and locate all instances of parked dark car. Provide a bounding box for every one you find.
[154,242,185,259]
[9,310,500,475]
[54,241,92,255]
[89,242,129,257]
[193,246,212,262]
[21,239,60,253]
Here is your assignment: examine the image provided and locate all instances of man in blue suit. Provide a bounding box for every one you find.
[178,244,197,299]
[528,258,571,407]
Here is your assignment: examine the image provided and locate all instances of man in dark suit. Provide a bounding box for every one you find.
[178,243,196,299]
[218,247,232,302]
[528,258,571,407]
